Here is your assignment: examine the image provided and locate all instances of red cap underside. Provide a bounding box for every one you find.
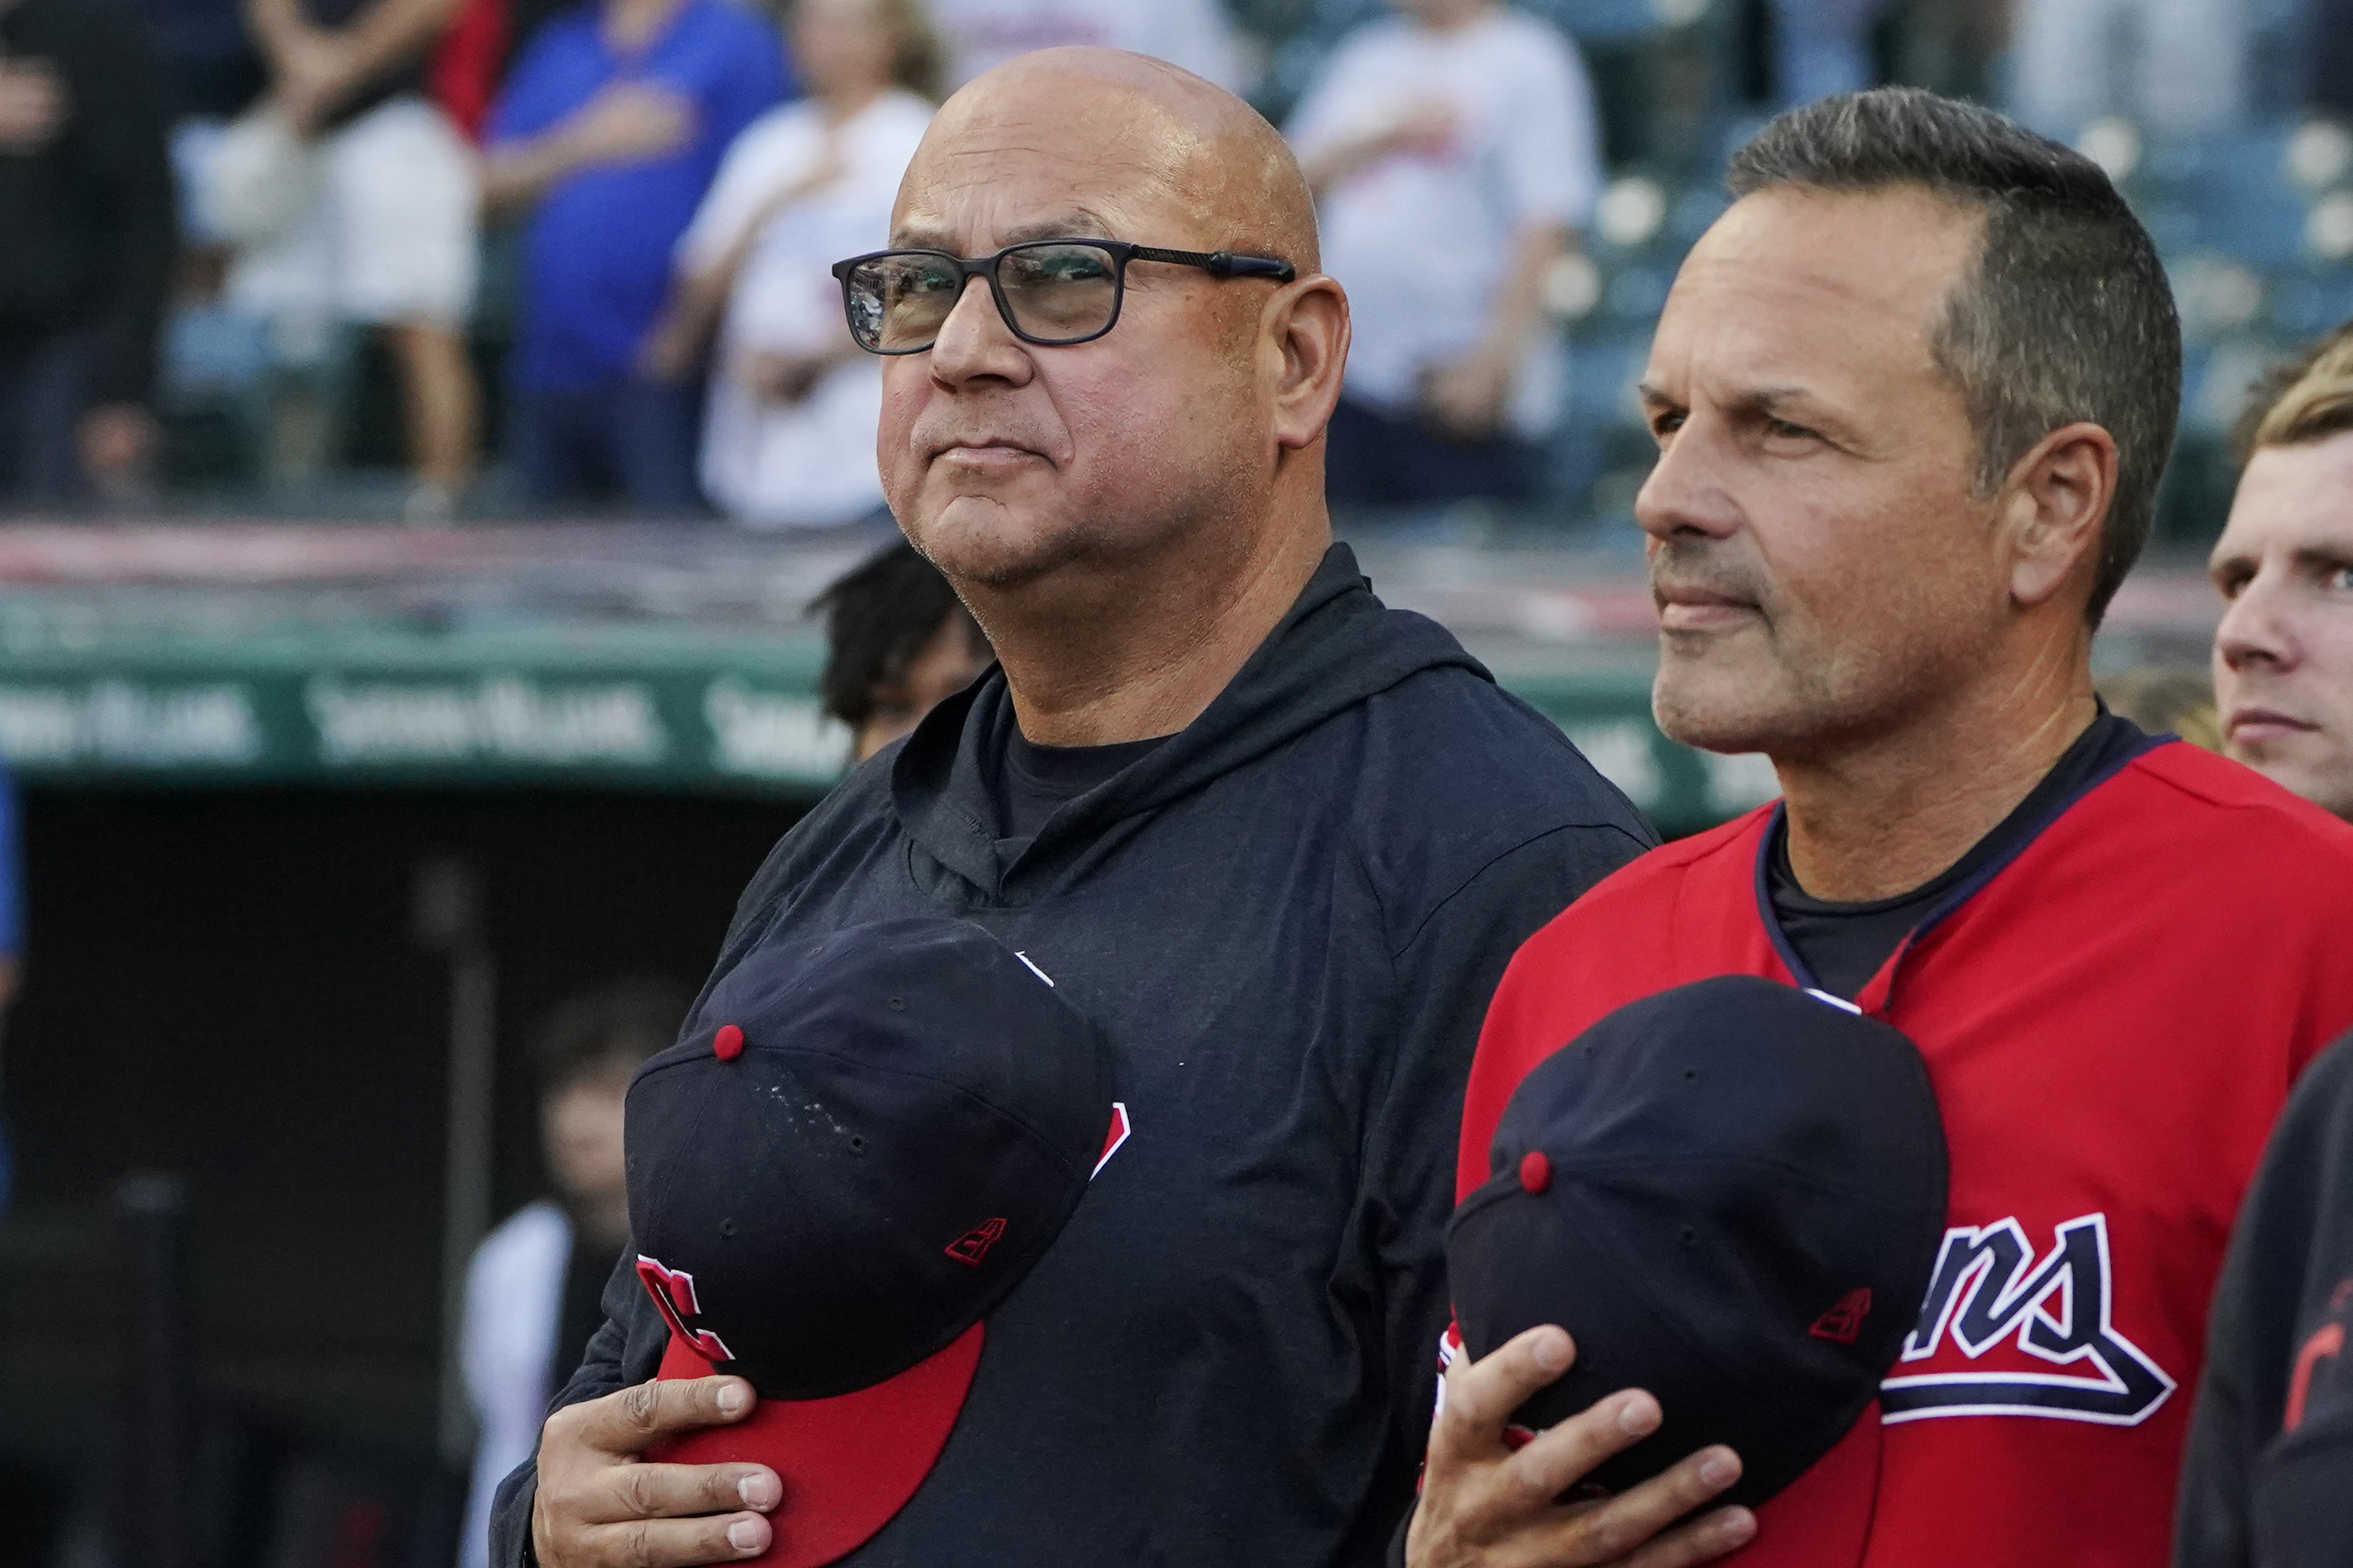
[647,1321,984,1567]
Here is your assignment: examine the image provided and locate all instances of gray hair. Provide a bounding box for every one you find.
[1728,88,2181,627]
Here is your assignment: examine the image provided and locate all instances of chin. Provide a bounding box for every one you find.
[910,495,1096,592]
[1654,690,1785,756]
[1651,654,1805,756]
[2251,742,2353,822]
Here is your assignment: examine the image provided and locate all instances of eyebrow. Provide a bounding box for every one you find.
[892,208,1121,252]
[1636,382,1825,417]
[2206,544,2353,585]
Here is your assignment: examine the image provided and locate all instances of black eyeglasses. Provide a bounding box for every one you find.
[830,239,1298,355]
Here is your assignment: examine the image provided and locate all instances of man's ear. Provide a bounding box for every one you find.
[1264,274,1349,452]
[2003,420,2118,608]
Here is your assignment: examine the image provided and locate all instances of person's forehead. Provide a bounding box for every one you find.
[2217,433,2353,563]
[892,90,1200,251]
[1649,188,1973,394]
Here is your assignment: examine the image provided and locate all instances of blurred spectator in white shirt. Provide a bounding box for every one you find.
[644,0,938,528]
[928,0,1243,93]
[226,0,481,518]
[458,979,686,1568]
[1287,0,1598,505]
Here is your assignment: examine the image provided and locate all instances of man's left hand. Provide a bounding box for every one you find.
[1406,1326,1757,1568]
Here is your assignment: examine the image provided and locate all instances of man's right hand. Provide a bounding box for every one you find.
[531,1375,781,1568]
[562,82,696,170]
[1407,1327,1757,1568]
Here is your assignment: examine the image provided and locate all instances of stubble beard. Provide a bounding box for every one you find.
[1651,616,1871,761]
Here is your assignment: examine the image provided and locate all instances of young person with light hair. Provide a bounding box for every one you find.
[2210,323,2353,822]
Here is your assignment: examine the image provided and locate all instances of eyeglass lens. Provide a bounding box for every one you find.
[846,244,1122,351]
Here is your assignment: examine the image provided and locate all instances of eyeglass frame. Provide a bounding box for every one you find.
[829,239,1300,355]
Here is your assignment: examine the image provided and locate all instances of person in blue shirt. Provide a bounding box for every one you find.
[482,0,789,513]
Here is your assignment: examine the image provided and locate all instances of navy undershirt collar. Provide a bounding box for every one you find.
[989,721,1169,846]
[1763,708,2156,999]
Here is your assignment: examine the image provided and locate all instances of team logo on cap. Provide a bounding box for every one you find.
[944,1218,1007,1266]
[635,1255,737,1363]
[1808,1289,1873,1346]
[1881,1212,2173,1425]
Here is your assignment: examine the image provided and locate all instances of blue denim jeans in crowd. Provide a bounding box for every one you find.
[1323,394,1537,507]
[506,376,708,515]
[0,328,96,509]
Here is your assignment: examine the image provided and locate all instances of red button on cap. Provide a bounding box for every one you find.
[713,1023,744,1062]
[1518,1150,1551,1194]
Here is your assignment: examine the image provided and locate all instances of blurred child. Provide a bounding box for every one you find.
[814,538,990,760]
[457,979,686,1568]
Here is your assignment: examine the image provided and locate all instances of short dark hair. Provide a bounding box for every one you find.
[813,540,984,731]
[531,978,689,1097]
[1727,88,2182,627]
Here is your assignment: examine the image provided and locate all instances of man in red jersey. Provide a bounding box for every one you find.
[1404,88,2353,1568]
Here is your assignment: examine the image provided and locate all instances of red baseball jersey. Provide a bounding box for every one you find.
[1458,741,2353,1567]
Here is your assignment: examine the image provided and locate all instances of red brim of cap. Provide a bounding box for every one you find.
[1729,1398,1882,1564]
[644,1321,983,1568]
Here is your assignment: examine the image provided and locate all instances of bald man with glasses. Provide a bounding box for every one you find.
[496,46,1653,1568]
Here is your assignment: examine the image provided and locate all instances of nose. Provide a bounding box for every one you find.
[2215,568,2298,674]
[927,272,1033,389]
[1634,416,1740,548]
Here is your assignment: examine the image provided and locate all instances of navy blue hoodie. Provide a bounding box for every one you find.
[492,542,1654,1566]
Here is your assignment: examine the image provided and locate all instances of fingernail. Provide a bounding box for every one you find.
[1701,1453,1740,1488]
[1719,1509,1757,1544]
[727,1519,762,1553]
[1617,1395,1659,1436]
[1533,1330,1572,1372]
[739,1472,779,1509]
[717,1382,748,1416]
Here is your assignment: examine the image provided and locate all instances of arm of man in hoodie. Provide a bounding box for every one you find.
[1367,819,1757,1567]
[1349,819,1650,1554]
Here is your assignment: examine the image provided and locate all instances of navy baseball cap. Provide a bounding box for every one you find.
[1447,976,1947,1545]
[623,918,1117,1568]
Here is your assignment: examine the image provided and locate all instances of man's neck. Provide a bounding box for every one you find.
[1777,642,2099,902]
[981,519,1329,748]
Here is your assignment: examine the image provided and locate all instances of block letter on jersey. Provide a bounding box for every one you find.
[1880,1213,2174,1425]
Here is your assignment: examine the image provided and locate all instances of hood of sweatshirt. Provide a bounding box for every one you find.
[889,542,1494,899]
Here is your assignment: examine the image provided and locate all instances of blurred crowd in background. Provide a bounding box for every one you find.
[7,0,2352,536]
